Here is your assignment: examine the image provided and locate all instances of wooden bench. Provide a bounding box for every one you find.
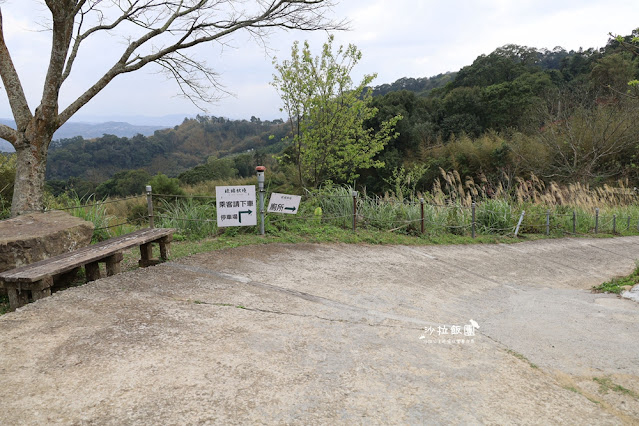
[0,228,174,311]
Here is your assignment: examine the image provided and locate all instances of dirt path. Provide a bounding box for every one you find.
[1,237,638,424]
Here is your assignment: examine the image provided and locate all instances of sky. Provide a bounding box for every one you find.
[0,0,638,125]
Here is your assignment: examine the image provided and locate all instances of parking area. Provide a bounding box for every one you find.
[1,237,638,424]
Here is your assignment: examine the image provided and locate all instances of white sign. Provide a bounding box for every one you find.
[267,193,302,214]
[216,185,257,227]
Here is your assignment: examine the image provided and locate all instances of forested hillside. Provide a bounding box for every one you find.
[40,31,639,199]
[356,37,639,193]
[46,116,288,182]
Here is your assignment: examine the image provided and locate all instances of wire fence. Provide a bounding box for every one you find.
[140,189,639,240]
[22,187,639,242]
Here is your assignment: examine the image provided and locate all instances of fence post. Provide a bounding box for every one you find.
[352,190,358,232]
[471,202,476,239]
[546,210,550,236]
[613,214,617,234]
[595,208,599,234]
[572,211,576,234]
[514,210,525,237]
[420,198,425,234]
[627,216,631,231]
[146,185,154,229]
[256,166,266,236]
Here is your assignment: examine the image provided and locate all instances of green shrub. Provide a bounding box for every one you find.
[149,173,184,196]
[127,204,149,225]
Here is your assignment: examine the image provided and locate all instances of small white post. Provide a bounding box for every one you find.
[514,210,525,237]
[256,166,265,235]
[146,185,154,228]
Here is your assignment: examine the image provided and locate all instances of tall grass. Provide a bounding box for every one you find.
[155,198,218,240]
[47,194,136,241]
[309,186,474,236]
[306,170,639,238]
[475,199,513,234]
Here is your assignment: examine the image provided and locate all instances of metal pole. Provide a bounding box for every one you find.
[595,208,599,234]
[572,211,576,234]
[546,210,550,236]
[256,166,266,235]
[352,191,358,232]
[514,210,525,237]
[471,202,476,239]
[146,185,154,228]
[420,198,425,234]
[627,216,631,231]
[613,214,617,234]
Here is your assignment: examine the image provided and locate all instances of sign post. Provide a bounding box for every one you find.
[256,166,266,235]
[216,185,257,227]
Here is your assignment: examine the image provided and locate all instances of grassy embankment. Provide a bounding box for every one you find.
[3,174,639,314]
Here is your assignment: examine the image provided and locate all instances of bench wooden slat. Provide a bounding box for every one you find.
[0,228,173,284]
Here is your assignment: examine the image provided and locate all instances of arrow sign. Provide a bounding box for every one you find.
[238,210,252,223]
[268,193,301,215]
[216,185,257,227]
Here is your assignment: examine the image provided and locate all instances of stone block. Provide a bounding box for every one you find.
[0,211,94,274]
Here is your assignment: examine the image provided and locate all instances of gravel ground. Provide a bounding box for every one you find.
[0,237,638,424]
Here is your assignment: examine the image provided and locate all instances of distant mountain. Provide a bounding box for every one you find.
[52,121,167,139]
[0,118,176,152]
[71,113,194,127]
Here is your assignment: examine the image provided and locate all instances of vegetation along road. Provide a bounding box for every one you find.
[1,237,638,424]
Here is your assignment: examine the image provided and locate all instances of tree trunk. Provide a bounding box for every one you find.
[11,133,50,216]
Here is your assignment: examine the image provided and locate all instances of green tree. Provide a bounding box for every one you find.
[610,30,639,96]
[149,173,183,196]
[272,35,401,187]
[95,170,151,198]
[590,53,638,97]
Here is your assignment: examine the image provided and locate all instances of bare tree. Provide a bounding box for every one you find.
[533,87,639,182]
[0,0,344,215]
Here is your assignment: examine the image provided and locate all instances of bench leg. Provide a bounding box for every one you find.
[105,252,124,276]
[31,277,53,302]
[139,243,155,267]
[159,235,172,261]
[6,285,29,311]
[4,277,54,311]
[85,262,101,282]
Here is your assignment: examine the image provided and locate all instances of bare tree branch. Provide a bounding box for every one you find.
[0,123,17,145]
[0,8,33,130]
[58,0,346,125]
[61,1,143,83]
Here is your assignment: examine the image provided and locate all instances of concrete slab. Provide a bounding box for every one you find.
[1,237,638,424]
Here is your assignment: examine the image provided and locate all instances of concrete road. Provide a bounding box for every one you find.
[1,237,638,424]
